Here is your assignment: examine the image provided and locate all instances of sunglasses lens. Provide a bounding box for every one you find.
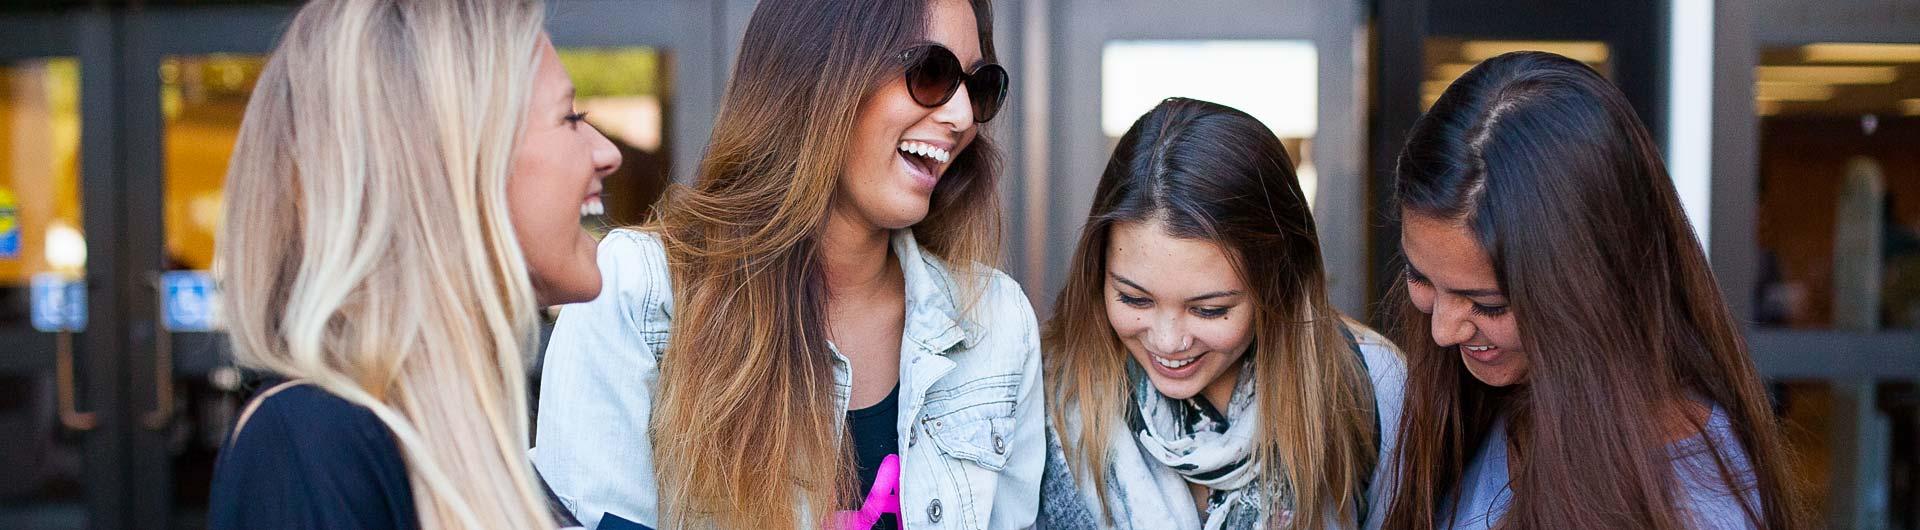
[905,46,963,107]
[966,64,1009,122]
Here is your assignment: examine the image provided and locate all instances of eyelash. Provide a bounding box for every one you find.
[1192,307,1230,318]
[1407,268,1507,316]
[1404,268,1430,286]
[1114,294,1231,319]
[564,112,589,125]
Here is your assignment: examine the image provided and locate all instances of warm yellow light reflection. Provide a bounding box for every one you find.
[1459,40,1610,63]
[1801,43,1920,63]
[1901,98,1920,116]
[1755,65,1899,84]
[1430,63,1478,83]
[1,58,85,283]
[45,221,85,275]
[1756,99,1783,116]
[162,55,264,270]
[1755,83,1837,101]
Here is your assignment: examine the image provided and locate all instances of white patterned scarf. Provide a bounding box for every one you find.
[1126,359,1293,530]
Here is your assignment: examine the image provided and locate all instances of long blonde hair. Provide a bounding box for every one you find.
[649,0,1001,527]
[1045,98,1377,528]
[217,1,552,528]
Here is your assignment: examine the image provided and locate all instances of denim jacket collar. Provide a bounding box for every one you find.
[892,229,981,355]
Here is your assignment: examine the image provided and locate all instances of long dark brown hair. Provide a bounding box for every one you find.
[1046,97,1377,528]
[649,0,1001,528]
[1380,52,1801,530]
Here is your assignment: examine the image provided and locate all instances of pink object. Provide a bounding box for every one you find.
[835,454,901,530]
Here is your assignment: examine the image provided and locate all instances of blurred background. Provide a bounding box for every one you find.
[0,0,1915,528]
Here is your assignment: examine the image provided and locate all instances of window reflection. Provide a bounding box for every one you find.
[1753,43,1920,330]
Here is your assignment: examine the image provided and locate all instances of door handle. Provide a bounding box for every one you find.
[143,273,174,430]
[55,330,98,431]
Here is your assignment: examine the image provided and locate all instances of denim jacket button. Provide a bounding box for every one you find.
[992,433,1006,454]
[928,498,943,523]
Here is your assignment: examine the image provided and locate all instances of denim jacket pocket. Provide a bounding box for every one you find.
[920,374,1020,471]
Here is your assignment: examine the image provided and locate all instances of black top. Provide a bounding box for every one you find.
[848,383,901,530]
[208,384,418,530]
[208,382,580,530]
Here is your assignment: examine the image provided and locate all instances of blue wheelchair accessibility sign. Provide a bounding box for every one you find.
[162,270,221,332]
[30,273,86,332]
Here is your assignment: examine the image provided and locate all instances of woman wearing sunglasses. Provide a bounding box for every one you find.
[530,0,1032,529]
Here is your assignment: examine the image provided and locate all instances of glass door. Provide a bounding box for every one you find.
[0,11,120,530]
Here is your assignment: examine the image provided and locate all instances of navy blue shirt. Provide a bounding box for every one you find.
[208,384,417,530]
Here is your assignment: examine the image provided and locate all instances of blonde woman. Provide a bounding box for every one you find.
[530,0,1037,529]
[207,1,621,528]
[1037,98,1407,530]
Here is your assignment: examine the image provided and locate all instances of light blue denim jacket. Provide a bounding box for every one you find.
[532,229,1045,530]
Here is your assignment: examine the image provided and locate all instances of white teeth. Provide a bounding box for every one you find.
[1153,355,1196,369]
[1464,345,1494,352]
[579,198,604,218]
[897,141,951,164]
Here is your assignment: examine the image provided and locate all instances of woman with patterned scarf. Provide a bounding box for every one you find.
[1037,97,1407,530]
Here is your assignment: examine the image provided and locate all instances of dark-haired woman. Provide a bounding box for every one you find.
[1039,97,1408,530]
[1380,51,1802,530]
[530,0,1039,529]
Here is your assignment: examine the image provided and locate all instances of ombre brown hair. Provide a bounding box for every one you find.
[1381,52,1802,530]
[1045,97,1378,528]
[647,0,1001,527]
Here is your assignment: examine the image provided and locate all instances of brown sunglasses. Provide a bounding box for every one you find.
[901,44,1009,123]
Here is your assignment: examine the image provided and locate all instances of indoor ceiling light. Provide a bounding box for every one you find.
[1755,83,1836,101]
[1756,65,1899,84]
[1459,40,1611,63]
[1801,43,1920,63]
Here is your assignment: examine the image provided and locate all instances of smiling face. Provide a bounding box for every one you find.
[508,35,623,305]
[1401,211,1528,387]
[834,0,983,231]
[1103,220,1255,405]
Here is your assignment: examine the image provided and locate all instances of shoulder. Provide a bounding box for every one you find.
[564,229,674,327]
[920,248,1033,312]
[599,227,665,257]
[1670,404,1763,527]
[962,265,1042,364]
[1342,319,1409,402]
[596,229,671,298]
[972,265,1038,323]
[235,384,401,457]
[925,253,1040,337]
[211,383,414,529]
